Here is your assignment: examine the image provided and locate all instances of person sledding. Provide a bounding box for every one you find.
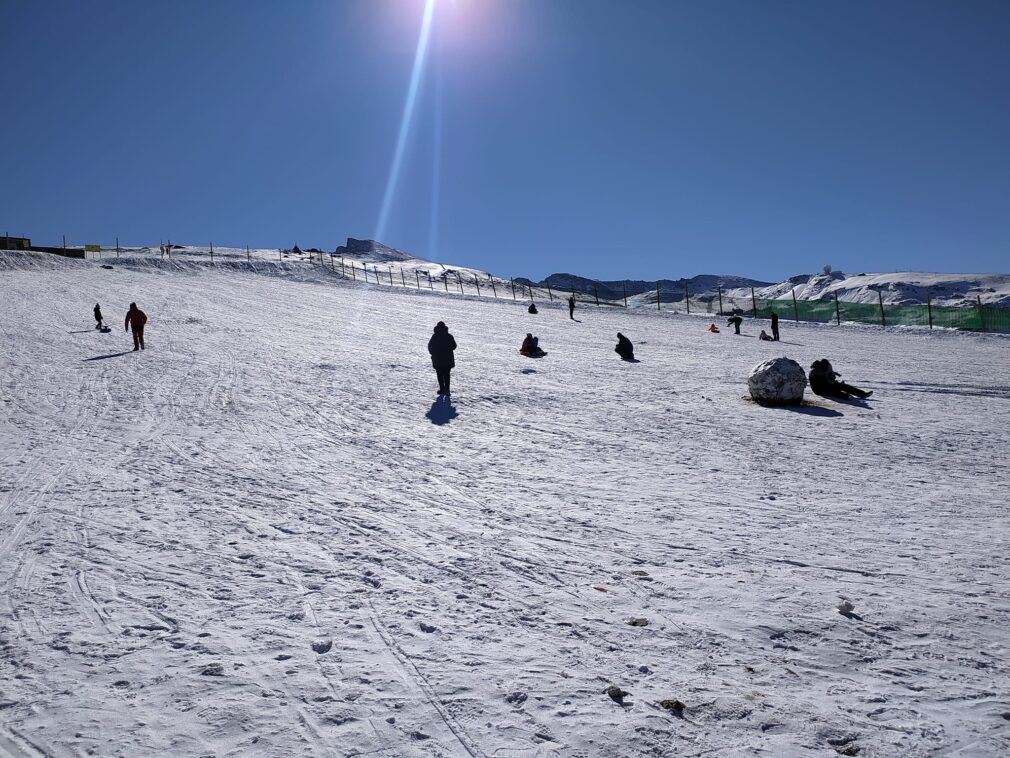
[520,333,546,357]
[615,332,635,360]
[758,329,773,341]
[708,323,720,333]
[808,359,872,400]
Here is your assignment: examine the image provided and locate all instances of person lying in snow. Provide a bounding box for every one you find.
[808,359,872,400]
[520,334,545,356]
[615,332,635,360]
[759,330,773,341]
[708,323,720,333]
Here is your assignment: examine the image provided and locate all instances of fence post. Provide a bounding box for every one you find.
[210,242,213,262]
[510,278,516,300]
[401,268,406,287]
[490,277,497,297]
[457,274,463,295]
[834,291,841,325]
[792,288,799,322]
[751,287,757,318]
[877,290,885,327]
[927,295,933,329]
[717,286,723,315]
[116,237,121,258]
[977,296,986,331]
[623,282,628,308]
[246,245,250,261]
[428,272,433,290]
[351,262,356,280]
[595,286,600,307]
[685,284,690,314]
[279,248,282,261]
[474,275,481,296]
[547,284,553,302]
[444,274,448,293]
[656,282,660,311]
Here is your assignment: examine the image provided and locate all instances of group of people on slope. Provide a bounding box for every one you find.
[427,322,636,395]
[93,302,148,351]
[708,310,780,341]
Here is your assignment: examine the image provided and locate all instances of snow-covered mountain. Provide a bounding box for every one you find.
[724,270,1010,308]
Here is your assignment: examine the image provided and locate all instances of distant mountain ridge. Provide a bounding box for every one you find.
[320,238,1010,308]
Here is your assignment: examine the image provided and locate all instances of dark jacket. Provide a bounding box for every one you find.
[528,303,538,314]
[428,324,456,369]
[125,307,147,332]
[808,359,839,395]
[94,305,103,320]
[615,334,634,358]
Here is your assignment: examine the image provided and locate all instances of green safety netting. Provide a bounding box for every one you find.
[660,294,1008,332]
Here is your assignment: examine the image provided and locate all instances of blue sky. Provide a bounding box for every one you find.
[2,0,1008,281]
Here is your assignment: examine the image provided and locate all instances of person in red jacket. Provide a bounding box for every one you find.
[125,302,148,351]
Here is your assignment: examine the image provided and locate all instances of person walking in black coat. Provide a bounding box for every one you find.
[427,321,457,395]
[615,332,634,360]
[94,303,104,329]
[808,359,872,400]
[568,295,575,320]
[770,311,780,341]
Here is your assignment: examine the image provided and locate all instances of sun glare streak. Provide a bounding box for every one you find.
[427,45,442,260]
[375,0,437,243]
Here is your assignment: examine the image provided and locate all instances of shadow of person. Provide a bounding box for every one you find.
[621,358,641,363]
[780,403,844,417]
[833,397,872,409]
[425,396,458,425]
[83,351,133,362]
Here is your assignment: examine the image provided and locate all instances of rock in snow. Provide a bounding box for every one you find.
[748,357,807,405]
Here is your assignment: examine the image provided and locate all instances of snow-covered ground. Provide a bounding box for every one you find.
[1,251,1008,757]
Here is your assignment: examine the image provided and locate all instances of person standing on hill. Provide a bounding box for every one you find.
[427,321,457,395]
[568,295,576,320]
[94,303,104,329]
[770,310,780,341]
[125,302,147,351]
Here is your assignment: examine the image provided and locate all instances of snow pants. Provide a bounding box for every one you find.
[435,367,451,394]
[132,328,145,351]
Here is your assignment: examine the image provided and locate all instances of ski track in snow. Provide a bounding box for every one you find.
[1,254,1009,757]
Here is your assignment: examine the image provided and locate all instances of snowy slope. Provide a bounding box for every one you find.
[1,251,1009,757]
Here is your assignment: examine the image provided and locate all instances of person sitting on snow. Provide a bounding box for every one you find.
[615,332,635,360]
[520,334,545,356]
[528,302,538,314]
[759,330,773,341]
[708,323,720,333]
[808,359,872,400]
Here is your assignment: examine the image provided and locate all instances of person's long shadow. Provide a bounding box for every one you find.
[83,351,132,362]
[426,396,458,425]
[68,329,95,334]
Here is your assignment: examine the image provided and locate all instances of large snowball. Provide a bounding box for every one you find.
[748,357,807,405]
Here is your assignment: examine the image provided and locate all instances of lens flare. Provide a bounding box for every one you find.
[375,0,436,243]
